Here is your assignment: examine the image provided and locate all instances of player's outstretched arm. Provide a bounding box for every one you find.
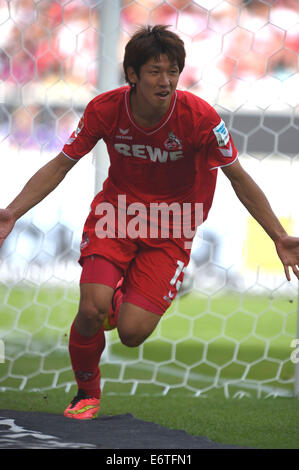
[0,152,77,249]
[221,159,299,281]
[0,208,16,249]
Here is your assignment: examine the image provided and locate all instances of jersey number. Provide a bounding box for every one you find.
[168,260,185,298]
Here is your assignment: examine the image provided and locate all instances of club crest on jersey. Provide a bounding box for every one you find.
[164,132,182,151]
[213,119,229,147]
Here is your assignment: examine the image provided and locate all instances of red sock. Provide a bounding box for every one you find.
[68,322,105,399]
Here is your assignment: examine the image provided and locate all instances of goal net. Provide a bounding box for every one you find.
[0,0,298,399]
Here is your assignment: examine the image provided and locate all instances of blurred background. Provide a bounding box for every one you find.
[0,0,298,396]
[0,0,298,285]
[0,0,298,290]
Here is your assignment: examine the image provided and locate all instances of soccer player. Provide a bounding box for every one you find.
[0,25,299,420]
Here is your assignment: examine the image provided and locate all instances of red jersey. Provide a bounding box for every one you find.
[62,86,238,223]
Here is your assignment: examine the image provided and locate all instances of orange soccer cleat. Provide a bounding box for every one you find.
[64,389,100,420]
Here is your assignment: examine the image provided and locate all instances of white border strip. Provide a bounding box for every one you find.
[209,154,239,171]
[61,150,79,162]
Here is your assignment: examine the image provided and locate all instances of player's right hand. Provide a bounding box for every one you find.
[0,208,16,249]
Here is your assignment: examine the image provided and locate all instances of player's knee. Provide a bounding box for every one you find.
[78,299,108,325]
[118,330,145,348]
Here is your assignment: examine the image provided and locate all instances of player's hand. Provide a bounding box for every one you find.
[275,235,299,281]
[0,208,16,249]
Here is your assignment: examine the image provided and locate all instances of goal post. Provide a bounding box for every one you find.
[94,0,122,194]
[0,0,298,399]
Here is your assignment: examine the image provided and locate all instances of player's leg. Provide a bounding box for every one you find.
[64,194,138,419]
[64,256,123,420]
[115,240,190,348]
[101,279,162,345]
[75,282,114,336]
[117,302,161,347]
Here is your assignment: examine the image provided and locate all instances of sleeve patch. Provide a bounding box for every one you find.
[75,116,84,137]
[213,119,229,147]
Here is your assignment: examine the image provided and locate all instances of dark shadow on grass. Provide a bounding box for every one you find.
[0,409,246,449]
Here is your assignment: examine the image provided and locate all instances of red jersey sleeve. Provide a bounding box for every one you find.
[187,93,239,171]
[205,117,239,170]
[62,99,102,161]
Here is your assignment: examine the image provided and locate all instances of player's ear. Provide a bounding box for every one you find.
[126,66,138,87]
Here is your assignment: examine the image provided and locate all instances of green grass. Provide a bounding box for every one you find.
[0,286,297,393]
[0,285,298,448]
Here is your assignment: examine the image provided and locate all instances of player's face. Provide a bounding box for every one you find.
[129,54,180,113]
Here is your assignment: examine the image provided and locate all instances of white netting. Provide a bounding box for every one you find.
[0,0,298,398]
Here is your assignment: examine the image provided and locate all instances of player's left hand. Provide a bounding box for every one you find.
[275,235,299,281]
